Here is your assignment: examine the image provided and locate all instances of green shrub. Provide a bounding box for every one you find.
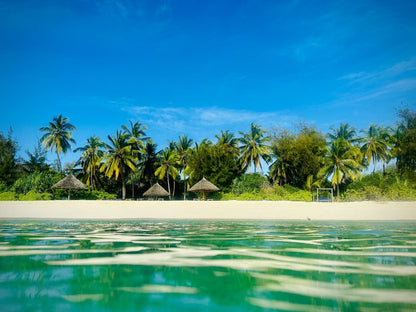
[0,182,8,193]
[237,192,263,200]
[219,184,313,201]
[342,172,416,201]
[19,190,52,201]
[288,190,313,201]
[57,189,117,200]
[231,173,268,195]
[0,192,17,201]
[12,172,63,194]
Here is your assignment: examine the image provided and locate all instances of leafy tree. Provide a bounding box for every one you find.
[394,108,416,181]
[186,143,243,192]
[320,138,363,199]
[239,123,270,172]
[39,114,76,172]
[24,141,49,173]
[360,124,391,173]
[155,149,180,199]
[0,129,19,186]
[100,131,136,199]
[269,125,326,188]
[74,136,106,190]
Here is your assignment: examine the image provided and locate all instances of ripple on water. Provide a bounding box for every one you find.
[1,220,416,312]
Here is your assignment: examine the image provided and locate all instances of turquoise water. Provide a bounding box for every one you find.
[0,220,416,311]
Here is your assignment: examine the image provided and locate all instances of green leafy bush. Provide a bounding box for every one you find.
[231,173,269,195]
[58,189,117,200]
[0,191,17,201]
[19,191,52,201]
[341,172,416,201]
[220,183,313,201]
[0,182,8,193]
[12,172,63,194]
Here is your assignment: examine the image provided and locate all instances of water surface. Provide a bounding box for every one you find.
[0,220,416,311]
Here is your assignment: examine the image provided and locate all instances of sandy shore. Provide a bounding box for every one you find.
[0,200,415,221]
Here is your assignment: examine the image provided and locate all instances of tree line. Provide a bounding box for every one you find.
[1,108,415,201]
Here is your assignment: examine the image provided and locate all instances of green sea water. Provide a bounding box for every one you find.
[0,220,416,311]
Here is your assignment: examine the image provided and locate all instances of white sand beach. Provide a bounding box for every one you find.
[0,200,415,221]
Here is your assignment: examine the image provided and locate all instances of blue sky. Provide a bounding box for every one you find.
[1,0,415,167]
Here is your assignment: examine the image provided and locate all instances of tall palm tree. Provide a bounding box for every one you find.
[74,136,106,190]
[155,149,180,200]
[174,135,194,200]
[40,114,76,172]
[360,124,391,173]
[239,123,271,172]
[122,120,148,198]
[100,131,137,199]
[328,123,359,144]
[320,138,362,199]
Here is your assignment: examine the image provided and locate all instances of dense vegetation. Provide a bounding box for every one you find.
[1,109,415,201]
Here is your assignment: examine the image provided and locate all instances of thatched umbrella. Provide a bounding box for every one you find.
[143,183,169,200]
[52,174,88,200]
[189,177,219,200]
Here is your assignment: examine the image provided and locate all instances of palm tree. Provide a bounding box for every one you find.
[328,123,359,144]
[269,142,291,186]
[239,123,271,172]
[122,120,148,153]
[74,136,106,190]
[360,124,391,173]
[100,131,137,199]
[40,114,76,172]
[138,141,159,186]
[174,135,194,200]
[215,130,239,156]
[122,120,148,198]
[320,138,362,199]
[155,149,180,200]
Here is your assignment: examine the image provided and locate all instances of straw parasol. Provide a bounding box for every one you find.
[189,177,219,200]
[52,174,88,200]
[143,183,169,199]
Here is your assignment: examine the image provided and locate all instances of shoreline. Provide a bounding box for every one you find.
[0,200,416,221]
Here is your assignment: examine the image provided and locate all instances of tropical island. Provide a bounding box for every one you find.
[0,108,415,203]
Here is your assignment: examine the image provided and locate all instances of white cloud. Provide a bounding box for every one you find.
[123,105,300,142]
[340,57,416,83]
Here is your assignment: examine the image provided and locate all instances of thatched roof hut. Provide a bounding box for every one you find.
[52,174,88,200]
[189,177,219,200]
[143,183,169,199]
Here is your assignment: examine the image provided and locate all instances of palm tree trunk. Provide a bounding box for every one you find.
[337,184,340,201]
[183,172,186,200]
[121,175,126,200]
[173,179,176,198]
[56,151,62,173]
[131,173,134,199]
[167,172,171,200]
